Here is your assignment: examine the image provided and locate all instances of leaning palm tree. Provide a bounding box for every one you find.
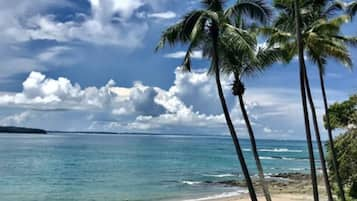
[156,1,272,201]
[219,30,281,201]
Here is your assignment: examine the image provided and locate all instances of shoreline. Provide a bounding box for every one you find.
[182,172,328,201]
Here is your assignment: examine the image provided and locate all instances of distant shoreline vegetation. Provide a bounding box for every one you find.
[1,128,314,141]
[0,126,47,134]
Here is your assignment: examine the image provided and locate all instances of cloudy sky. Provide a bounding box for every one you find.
[0,0,356,139]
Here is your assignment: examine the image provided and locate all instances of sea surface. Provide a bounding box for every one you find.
[0,133,320,201]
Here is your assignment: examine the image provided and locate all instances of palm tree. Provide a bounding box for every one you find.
[294,1,320,200]
[347,0,357,19]
[219,31,281,201]
[302,11,351,201]
[262,1,357,200]
[263,1,320,200]
[304,12,357,201]
[156,1,271,200]
[288,3,357,200]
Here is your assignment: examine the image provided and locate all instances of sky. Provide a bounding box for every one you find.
[0,0,356,140]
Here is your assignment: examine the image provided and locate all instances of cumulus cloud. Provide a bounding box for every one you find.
[0,0,174,46]
[0,0,182,80]
[0,68,329,139]
[0,71,115,109]
[0,70,230,133]
[166,68,234,115]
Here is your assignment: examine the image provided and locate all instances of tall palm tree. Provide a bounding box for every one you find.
[219,32,281,201]
[262,2,357,200]
[277,2,357,200]
[304,11,357,201]
[156,1,271,200]
[294,1,320,200]
[263,1,320,200]
[303,11,351,201]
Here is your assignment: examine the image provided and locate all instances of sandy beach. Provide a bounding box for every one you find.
[210,193,320,201]
[201,173,328,201]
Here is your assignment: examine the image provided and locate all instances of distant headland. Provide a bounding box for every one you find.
[0,126,47,134]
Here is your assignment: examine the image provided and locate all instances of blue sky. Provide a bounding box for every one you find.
[0,0,356,140]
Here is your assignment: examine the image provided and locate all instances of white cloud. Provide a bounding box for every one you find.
[148,11,177,19]
[0,44,78,81]
[0,71,115,109]
[20,13,149,47]
[0,0,170,47]
[0,111,32,126]
[37,46,71,62]
[166,68,234,115]
[0,68,341,139]
[263,127,272,133]
[164,51,203,59]
[0,70,229,133]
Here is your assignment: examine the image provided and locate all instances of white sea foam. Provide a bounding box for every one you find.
[259,148,303,153]
[259,156,308,161]
[259,156,276,160]
[203,173,236,178]
[289,168,308,171]
[181,181,202,185]
[181,190,248,201]
[282,157,308,161]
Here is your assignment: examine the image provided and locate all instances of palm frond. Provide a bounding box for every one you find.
[330,35,357,47]
[347,1,357,19]
[216,25,258,76]
[155,21,186,51]
[182,46,193,72]
[322,1,345,17]
[201,0,225,12]
[256,47,284,67]
[226,0,272,24]
[307,34,353,67]
[273,0,294,11]
[259,27,293,47]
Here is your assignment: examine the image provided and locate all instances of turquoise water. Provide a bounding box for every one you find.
[0,133,318,201]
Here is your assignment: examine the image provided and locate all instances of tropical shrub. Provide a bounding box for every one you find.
[327,129,357,200]
[326,94,357,200]
[325,94,357,130]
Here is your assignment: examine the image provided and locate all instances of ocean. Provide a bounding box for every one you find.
[0,133,320,201]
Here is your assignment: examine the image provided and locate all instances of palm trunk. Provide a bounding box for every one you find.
[303,67,334,201]
[318,62,346,201]
[238,92,272,201]
[294,1,319,201]
[211,24,258,201]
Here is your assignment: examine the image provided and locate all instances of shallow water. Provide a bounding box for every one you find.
[0,133,318,201]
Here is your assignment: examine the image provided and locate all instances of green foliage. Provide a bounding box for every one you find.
[156,0,272,74]
[262,0,357,79]
[347,1,357,19]
[325,94,357,130]
[327,129,357,200]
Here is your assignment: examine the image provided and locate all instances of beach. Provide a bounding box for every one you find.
[200,173,328,201]
[213,194,320,201]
